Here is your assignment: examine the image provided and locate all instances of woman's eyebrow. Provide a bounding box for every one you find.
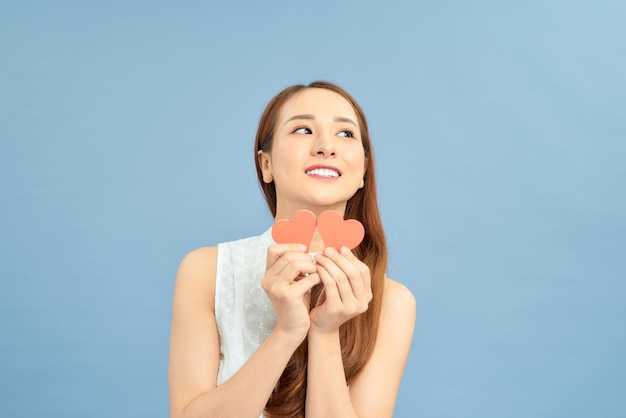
[283,114,315,125]
[283,114,357,127]
[334,116,357,127]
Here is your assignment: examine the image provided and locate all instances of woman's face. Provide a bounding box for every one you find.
[258,88,366,217]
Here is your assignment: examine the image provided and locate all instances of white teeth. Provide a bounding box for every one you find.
[306,168,339,178]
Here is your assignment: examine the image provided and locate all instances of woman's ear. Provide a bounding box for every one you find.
[359,158,367,189]
[257,150,274,183]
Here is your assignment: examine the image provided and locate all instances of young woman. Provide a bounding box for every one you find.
[168,81,416,418]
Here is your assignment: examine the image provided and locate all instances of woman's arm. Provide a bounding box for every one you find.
[168,244,320,418]
[347,279,416,417]
[305,248,416,418]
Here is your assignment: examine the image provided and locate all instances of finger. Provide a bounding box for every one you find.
[316,264,343,307]
[339,246,358,262]
[340,247,371,301]
[266,243,308,266]
[314,251,354,302]
[317,247,365,301]
[273,256,317,282]
[267,251,315,278]
[263,253,316,297]
[290,272,321,295]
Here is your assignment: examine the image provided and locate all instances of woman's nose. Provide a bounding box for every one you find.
[312,133,336,157]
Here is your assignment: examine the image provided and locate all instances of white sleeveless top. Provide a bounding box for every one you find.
[215,228,277,387]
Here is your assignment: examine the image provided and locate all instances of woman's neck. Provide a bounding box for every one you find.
[308,229,326,254]
[274,203,347,221]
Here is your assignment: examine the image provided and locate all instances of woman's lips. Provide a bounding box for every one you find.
[305,165,342,178]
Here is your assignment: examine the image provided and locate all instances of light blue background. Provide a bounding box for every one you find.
[1,1,625,417]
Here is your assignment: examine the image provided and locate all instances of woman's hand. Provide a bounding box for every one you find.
[261,243,321,342]
[309,247,373,334]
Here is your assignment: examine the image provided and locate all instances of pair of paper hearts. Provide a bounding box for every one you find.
[272,210,365,251]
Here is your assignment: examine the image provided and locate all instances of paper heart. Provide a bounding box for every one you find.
[317,210,365,250]
[271,210,365,251]
[271,209,317,250]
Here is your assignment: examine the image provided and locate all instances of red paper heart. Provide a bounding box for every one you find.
[317,210,365,250]
[271,210,317,250]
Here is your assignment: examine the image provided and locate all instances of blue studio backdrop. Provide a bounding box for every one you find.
[1,1,625,417]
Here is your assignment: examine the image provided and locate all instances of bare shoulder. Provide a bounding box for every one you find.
[178,246,218,273]
[382,277,417,322]
[174,246,218,308]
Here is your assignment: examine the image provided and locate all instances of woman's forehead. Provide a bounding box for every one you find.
[279,88,358,122]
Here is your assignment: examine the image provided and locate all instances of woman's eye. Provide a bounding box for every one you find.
[293,127,312,134]
[337,129,355,138]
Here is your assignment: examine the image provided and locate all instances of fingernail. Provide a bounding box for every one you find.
[314,253,323,262]
[297,244,308,252]
[340,246,350,255]
[324,247,336,256]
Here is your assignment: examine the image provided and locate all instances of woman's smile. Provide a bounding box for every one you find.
[305,165,342,179]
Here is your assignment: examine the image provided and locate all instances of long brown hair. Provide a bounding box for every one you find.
[255,81,387,418]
